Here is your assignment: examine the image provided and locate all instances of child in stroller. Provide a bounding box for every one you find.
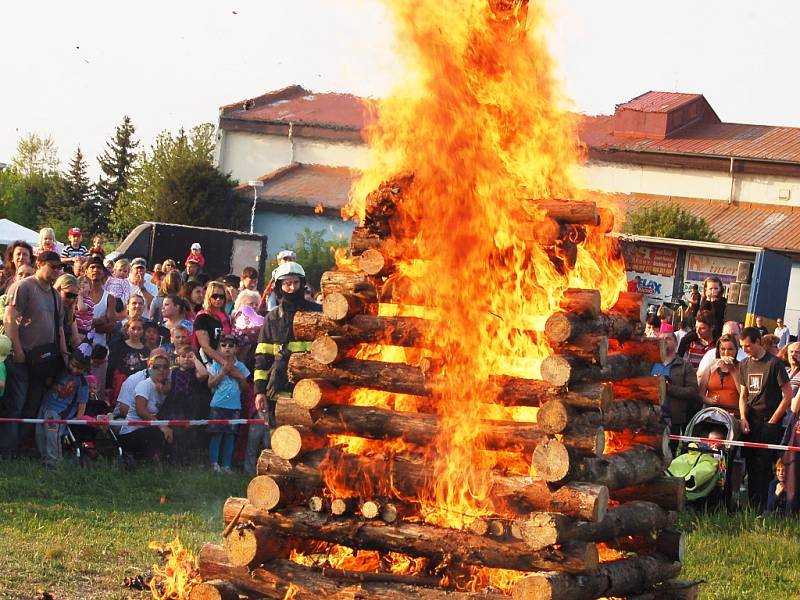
[667,406,744,509]
[64,374,123,463]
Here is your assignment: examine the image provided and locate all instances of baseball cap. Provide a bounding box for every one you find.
[68,227,82,236]
[37,251,64,267]
[131,257,147,268]
[191,242,202,251]
[277,249,296,260]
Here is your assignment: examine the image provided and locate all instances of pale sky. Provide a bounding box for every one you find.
[1,0,798,175]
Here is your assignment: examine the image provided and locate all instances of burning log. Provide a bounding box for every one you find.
[613,529,686,563]
[358,248,397,276]
[611,291,647,324]
[490,376,612,411]
[540,352,649,387]
[247,474,306,511]
[524,199,599,225]
[320,271,378,302]
[558,288,601,319]
[468,517,507,538]
[510,501,674,551]
[188,579,240,600]
[532,441,667,489]
[198,544,506,599]
[331,497,358,516]
[254,449,609,521]
[612,375,666,405]
[543,311,636,345]
[511,554,682,600]
[224,525,293,567]
[609,337,668,364]
[221,500,599,574]
[350,226,384,255]
[552,333,608,367]
[609,428,672,458]
[292,379,356,410]
[293,312,428,346]
[275,397,316,427]
[309,335,360,365]
[610,477,686,512]
[289,354,429,396]
[322,293,369,321]
[536,399,662,435]
[270,425,329,460]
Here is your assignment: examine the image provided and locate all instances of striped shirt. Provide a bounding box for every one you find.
[61,244,89,258]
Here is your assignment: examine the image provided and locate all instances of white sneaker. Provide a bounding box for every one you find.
[221,466,233,474]
[211,463,221,473]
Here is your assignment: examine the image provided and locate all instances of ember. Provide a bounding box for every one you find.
[189,0,699,598]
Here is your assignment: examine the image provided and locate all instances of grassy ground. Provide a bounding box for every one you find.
[1,459,800,599]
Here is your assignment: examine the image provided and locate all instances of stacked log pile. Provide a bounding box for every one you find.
[192,189,699,599]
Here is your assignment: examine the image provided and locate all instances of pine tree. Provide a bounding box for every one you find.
[40,146,94,236]
[96,116,138,232]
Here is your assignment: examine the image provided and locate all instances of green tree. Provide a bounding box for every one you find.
[622,204,717,242]
[109,124,244,237]
[265,228,350,292]
[9,133,59,177]
[40,146,97,238]
[96,116,138,232]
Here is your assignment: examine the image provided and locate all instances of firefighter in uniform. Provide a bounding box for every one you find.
[247,262,321,472]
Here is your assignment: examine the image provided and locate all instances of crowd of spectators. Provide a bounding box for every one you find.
[0,228,321,473]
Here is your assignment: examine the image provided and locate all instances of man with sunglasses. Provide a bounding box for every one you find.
[248,262,320,473]
[1,251,68,457]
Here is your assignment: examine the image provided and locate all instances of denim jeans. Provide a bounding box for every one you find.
[35,407,65,465]
[0,358,45,455]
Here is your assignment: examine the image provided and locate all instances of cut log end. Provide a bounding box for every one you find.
[544,313,571,344]
[188,580,240,600]
[270,425,327,461]
[541,355,571,387]
[309,335,349,365]
[322,292,367,321]
[532,438,571,482]
[247,475,281,511]
[560,288,601,319]
[358,248,390,275]
[537,400,571,434]
[360,499,381,519]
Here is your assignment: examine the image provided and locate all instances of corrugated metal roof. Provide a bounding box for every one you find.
[239,163,357,210]
[618,91,703,113]
[581,115,800,164]
[619,195,800,251]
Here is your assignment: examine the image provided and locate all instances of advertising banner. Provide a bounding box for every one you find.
[623,245,678,277]
[685,253,742,284]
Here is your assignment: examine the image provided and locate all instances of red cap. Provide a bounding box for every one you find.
[68,227,82,236]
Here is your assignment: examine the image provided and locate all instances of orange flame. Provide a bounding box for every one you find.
[148,537,201,600]
[340,0,625,527]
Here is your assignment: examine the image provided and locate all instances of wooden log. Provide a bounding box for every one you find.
[320,271,378,302]
[527,199,599,225]
[511,555,682,600]
[559,289,601,319]
[490,375,612,411]
[222,500,599,574]
[331,497,358,516]
[611,477,686,512]
[532,440,667,489]
[358,248,396,276]
[538,399,662,435]
[541,352,649,387]
[309,335,359,365]
[359,498,382,519]
[322,292,369,321]
[553,333,608,367]
[350,226,384,255]
[288,354,429,396]
[292,378,355,409]
[293,311,428,346]
[198,543,506,600]
[611,291,647,324]
[511,501,674,551]
[224,525,293,567]
[607,427,672,458]
[468,517,507,538]
[254,448,608,521]
[544,311,635,344]
[270,425,328,461]
[626,579,700,600]
[274,396,315,427]
[613,529,686,563]
[610,336,668,364]
[189,579,240,600]
[611,375,666,405]
[308,495,329,513]
[247,475,283,511]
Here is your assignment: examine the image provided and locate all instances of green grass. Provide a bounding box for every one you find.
[2,459,800,600]
[0,459,250,600]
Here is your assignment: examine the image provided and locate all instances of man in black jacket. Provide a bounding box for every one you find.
[246,262,321,472]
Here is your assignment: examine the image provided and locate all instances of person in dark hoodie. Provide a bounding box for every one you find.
[248,262,321,473]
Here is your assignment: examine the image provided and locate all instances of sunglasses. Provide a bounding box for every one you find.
[219,341,236,348]
[64,292,79,299]
[211,293,226,300]
[150,364,169,370]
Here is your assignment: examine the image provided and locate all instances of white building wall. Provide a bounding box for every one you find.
[784,262,800,336]
[574,161,800,207]
[293,138,368,169]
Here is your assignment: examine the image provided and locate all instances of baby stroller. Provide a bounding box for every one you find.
[667,406,744,511]
[62,391,124,466]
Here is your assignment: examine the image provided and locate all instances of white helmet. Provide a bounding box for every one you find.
[274,261,306,281]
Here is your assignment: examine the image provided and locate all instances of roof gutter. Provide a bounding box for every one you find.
[611,232,761,254]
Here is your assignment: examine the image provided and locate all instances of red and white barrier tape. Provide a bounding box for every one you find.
[0,417,267,427]
[670,434,800,453]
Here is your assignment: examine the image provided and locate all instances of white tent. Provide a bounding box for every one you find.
[0,219,40,246]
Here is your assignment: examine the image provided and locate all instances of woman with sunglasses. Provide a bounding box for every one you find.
[54,273,82,351]
[193,282,231,366]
